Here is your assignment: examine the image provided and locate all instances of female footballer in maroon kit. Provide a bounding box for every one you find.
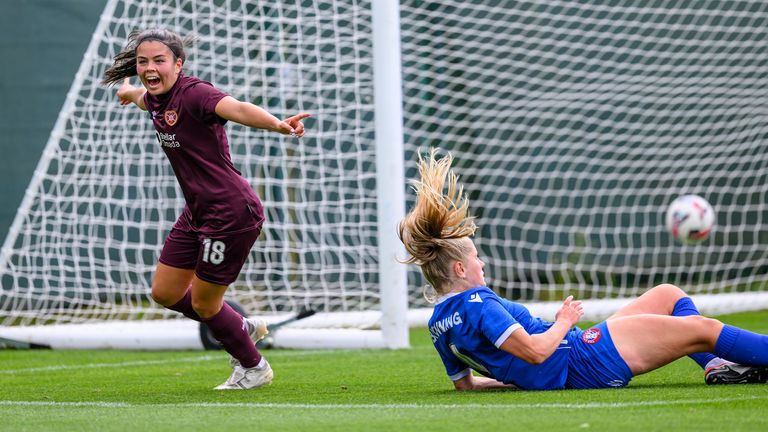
[103,29,309,390]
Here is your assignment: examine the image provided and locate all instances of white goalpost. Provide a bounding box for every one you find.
[4,0,768,350]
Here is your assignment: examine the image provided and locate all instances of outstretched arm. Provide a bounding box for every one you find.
[499,296,583,364]
[215,96,310,137]
[453,374,518,391]
[117,78,147,111]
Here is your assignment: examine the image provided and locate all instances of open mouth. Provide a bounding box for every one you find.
[145,76,161,89]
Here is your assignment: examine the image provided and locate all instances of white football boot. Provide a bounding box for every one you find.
[214,359,273,390]
[245,316,269,343]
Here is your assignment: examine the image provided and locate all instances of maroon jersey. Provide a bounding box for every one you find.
[144,74,264,234]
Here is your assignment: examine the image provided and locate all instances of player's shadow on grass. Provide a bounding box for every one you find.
[614,382,718,390]
[429,381,706,395]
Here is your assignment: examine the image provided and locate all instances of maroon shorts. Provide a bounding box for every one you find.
[158,226,261,286]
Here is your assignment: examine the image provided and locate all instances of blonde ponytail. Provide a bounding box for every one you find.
[398,149,476,300]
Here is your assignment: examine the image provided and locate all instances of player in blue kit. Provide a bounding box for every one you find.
[103,29,309,390]
[399,149,768,390]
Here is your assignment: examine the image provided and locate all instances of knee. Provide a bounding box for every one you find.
[191,298,222,319]
[650,283,688,308]
[652,283,687,299]
[685,315,724,343]
[699,315,723,331]
[150,285,174,307]
[150,284,186,307]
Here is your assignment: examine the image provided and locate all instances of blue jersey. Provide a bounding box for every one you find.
[428,287,572,390]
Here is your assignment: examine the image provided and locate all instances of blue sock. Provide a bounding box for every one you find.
[672,297,718,369]
[713,325,768,366]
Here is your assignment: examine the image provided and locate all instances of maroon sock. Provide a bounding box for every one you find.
[202,302,261,368]
[166,289,202,321]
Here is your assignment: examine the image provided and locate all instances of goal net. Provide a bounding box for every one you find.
[398,0,768,316]
[3,0,768,348]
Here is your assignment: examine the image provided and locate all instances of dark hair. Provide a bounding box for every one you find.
[102,29,195,86]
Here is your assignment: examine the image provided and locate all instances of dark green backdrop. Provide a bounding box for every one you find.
[0,0,104,245]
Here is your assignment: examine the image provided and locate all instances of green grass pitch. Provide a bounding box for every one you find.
[2,311,768,431]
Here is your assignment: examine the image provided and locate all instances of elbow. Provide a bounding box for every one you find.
[452,375,474,391]
[521,349,549,365]
[525,356,546,365]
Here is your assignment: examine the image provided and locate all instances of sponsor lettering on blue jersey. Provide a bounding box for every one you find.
[429,311,462,342]
[429,287,570,390]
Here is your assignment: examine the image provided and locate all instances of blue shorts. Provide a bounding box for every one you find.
[565,321,634,389]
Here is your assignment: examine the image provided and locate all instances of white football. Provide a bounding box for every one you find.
[666,195,715,244]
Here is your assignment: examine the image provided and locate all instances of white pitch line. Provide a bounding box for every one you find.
[1,396,767,410]
[0,348,384,375]
[0,355,223,375]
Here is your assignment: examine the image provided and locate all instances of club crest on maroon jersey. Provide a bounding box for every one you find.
[582,327,601,344]
[164,110,179,126]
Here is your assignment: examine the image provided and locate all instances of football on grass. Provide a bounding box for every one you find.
[666,194,715,244]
